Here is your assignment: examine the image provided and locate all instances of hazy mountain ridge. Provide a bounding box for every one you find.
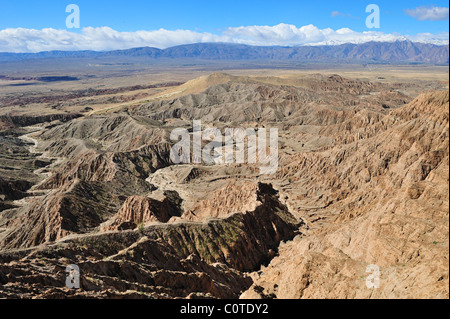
[0,41,448,64]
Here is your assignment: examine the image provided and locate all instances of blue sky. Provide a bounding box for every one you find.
[1,0,448,33]
[0,1,448,52]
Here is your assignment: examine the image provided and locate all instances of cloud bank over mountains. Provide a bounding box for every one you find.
[405,6,449,21]
[0,24,448,53]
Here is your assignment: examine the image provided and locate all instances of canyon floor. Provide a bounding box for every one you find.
[0,66,448,299]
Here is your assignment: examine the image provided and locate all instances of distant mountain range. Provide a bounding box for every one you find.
[0,41,448,64]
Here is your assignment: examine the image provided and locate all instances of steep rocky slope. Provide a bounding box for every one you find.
[0,182,300,298]
[242,91,449,299]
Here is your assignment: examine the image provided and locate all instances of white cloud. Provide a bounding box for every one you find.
[223,24,327,46]
[407,32,450,44]
[0,27,228,52]
[331,11,343,17]
[405,6,449,21]
[0,24,448,53]
[225,24,412,46]
[331,11,359,19]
